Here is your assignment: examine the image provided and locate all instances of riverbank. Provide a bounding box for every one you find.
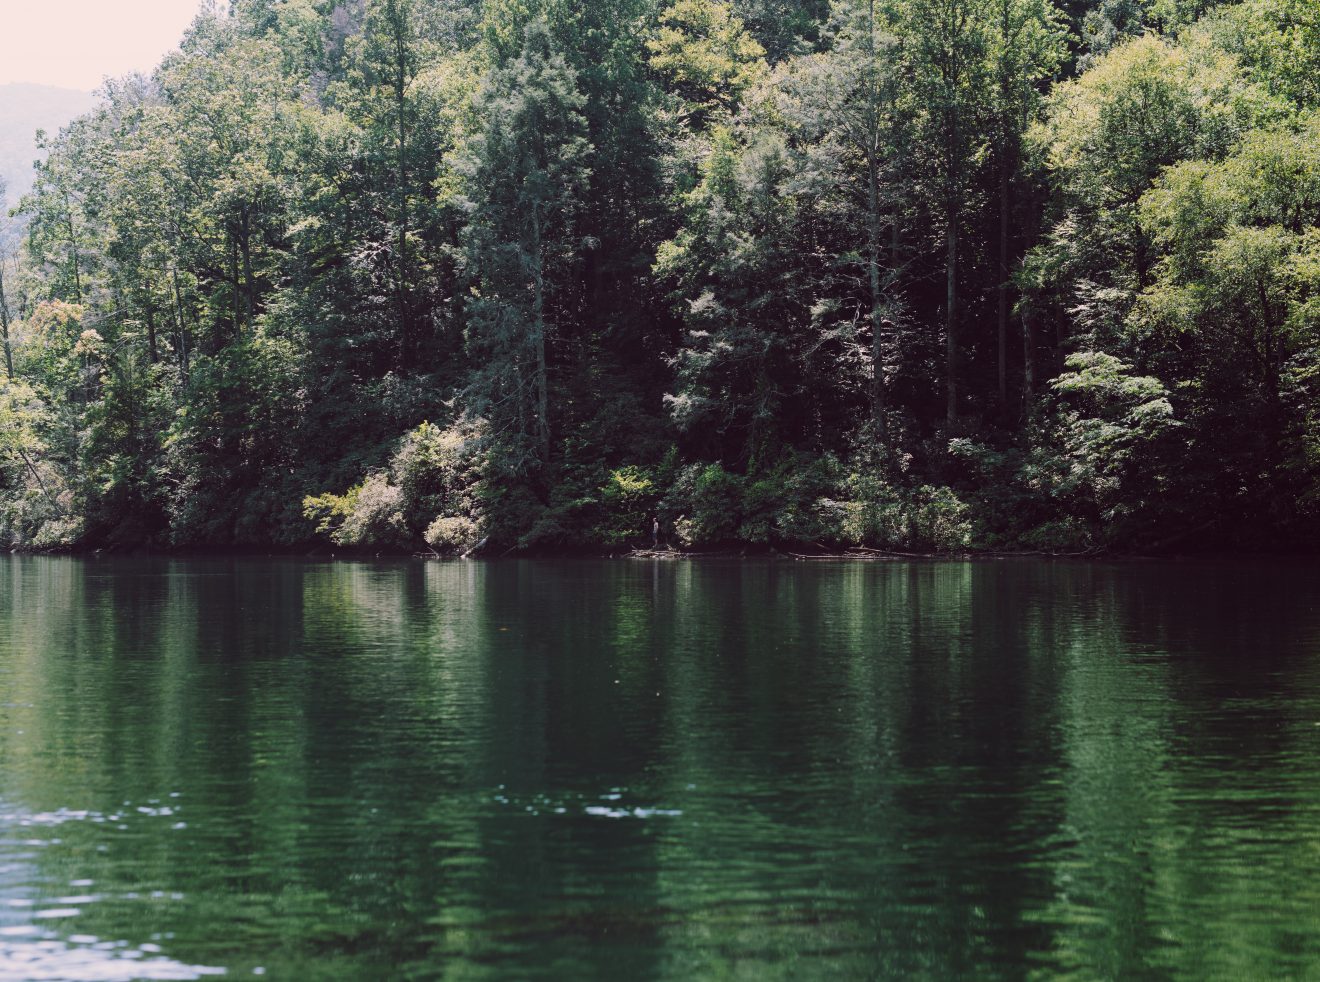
[10,538,1316,563]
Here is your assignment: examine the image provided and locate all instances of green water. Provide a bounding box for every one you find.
[2,556,1320,979]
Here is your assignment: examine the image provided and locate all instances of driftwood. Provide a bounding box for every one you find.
[783,545,1106,561]
[842,545,935,559]
[453,543,1110,562]
[458,536,491,559]
[628,547,684,559]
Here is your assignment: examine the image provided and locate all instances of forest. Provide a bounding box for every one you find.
[0,0,1316,555]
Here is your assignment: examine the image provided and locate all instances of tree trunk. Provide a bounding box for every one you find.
[997,0,1013,417]
[145,301,159,364]
[530,208,550,462]
[394,5,410,369]
[17,446,59,511]
[0,260,13,380]
[229,235,242,340]
[945,208,958,426]
[64,191,82,303]
[866,144,887,443]
[1021,302,1035,414]
[240,212,256,331]
[1021,181,1042,418]
[997,151,1010,413]
[172,267,190,385]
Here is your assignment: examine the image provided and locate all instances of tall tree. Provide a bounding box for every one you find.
[1026,32,1277,353]
[988,0,1065,410]
[896,0,996,424]
[352,0,423,367]
[773,0,908,442]
[454,19,592,470]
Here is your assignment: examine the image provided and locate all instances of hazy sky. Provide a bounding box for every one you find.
[1,0,204,91]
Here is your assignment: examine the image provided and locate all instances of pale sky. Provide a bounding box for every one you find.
[0,0,205,91]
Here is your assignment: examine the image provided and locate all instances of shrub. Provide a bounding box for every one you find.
[593,465,659,547]
[303,471,409,548]
[668,462,744,547]
[834,475,973,552]
[425,515,482,551]
[303,418,486,552]
[392,419,485,533]
[1019,516,1093,552]
[751,454,844,545]
[0,488,81,551]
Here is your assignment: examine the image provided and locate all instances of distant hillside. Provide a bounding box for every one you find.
[0,83,97,210]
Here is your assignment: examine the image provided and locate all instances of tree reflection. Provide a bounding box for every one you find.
[0,556,1318,978]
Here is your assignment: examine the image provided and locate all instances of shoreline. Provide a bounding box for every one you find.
[6,542,1318,563]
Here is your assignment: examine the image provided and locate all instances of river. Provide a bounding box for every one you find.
[2,555,1319,979]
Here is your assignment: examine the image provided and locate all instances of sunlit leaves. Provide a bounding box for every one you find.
[648,0,769,129]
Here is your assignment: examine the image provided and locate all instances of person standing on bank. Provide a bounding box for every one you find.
[652,516,660,549]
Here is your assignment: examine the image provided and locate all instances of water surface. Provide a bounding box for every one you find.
[2,555,1319,979]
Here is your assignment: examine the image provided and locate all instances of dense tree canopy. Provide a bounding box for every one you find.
[0,0,1315,554]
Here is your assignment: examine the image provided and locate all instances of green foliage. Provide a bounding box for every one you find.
[1027,30,1280,329]
[425,514,481,551]
[1202,0,1320,110]
[648,0,769,128]
[593,465,660,548]
[304,418,486,552]
[0,377,76,549]
[1130,112,1320,536]
[454,18,592,473]
[392,419,485,536]
[305,472,409,549]
[670,462,745,546]
[1044,351,1180,540]
[303,486,358,537]
[825,477,974,552]
[1,0,1317,554]
[15,300,86,394]
[165,329,305,545]
[756,455,846,544]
